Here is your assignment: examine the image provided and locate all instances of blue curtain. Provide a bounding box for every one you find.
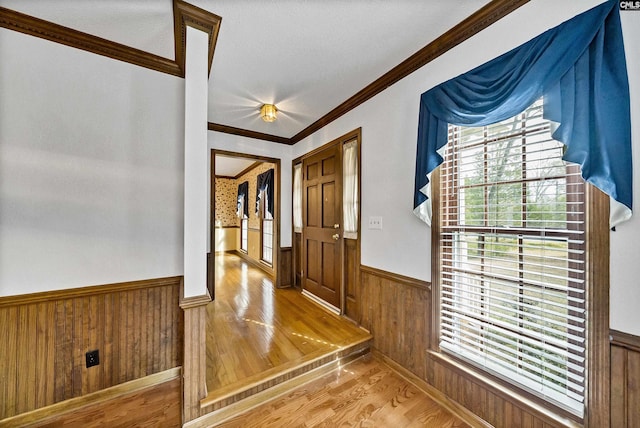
[256,169,275,217]
[237,181,249,218]
[414,0,632,226]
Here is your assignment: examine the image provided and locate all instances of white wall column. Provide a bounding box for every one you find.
[183,26,209,298]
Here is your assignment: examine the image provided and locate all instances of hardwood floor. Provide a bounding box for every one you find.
[205,254,371,403]
[205,255,469,427]
[215,354,470,428]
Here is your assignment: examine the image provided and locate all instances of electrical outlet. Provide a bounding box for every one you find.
[368,216,383,230]
[86,349,100,368]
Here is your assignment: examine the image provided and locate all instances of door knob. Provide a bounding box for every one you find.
[332,233,340,240]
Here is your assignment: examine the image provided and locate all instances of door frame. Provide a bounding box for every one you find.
[210,149,281,297]
[292,128,361,316]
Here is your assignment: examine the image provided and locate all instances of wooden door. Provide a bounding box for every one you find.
[302,143,342,309]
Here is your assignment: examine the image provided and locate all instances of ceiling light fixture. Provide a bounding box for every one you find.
[260,104,278,122]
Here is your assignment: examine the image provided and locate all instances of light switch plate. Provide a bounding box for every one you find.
[368,216,383,230]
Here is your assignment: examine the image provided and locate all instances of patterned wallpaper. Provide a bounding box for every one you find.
[214,161,276,229]
[214,177,239,227]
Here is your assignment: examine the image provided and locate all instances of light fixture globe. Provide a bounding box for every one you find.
[260,104,277,122]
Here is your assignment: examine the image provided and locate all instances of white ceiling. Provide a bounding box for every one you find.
[1,0,491,138]
[215,155,257,178]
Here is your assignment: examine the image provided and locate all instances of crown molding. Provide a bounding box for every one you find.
[0,6,183,76]
[0,0,221,78]
[173,0,222,76]
[208,123,292,145]
[289,0,530,144]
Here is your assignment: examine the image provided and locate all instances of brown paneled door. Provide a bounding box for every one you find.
[302,143,342,309]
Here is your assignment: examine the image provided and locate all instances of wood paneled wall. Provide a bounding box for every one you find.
[426,353,578,427]
[180,293,210,424]
[359,265,430,379]
[0,277,183,420]
[611,330,640,428]
[277,247,292,288]
[344,238,359,321]
[294,232,302,287]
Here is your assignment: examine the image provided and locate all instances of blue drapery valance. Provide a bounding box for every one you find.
[256,169,275,217]
[413,0,632,226]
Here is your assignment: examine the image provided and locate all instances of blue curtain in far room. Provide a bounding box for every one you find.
[413,0,632,226]
[256,169,274,217]
[236,181,249,218]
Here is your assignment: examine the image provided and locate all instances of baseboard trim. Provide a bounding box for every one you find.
[0,367,181,428]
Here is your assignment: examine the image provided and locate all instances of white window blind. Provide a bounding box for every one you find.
[241,219,248,252]
[262,218,273,264]
[438,99,586,416]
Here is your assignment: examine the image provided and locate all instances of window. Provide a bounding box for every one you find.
[237,180,249,253]
[293,163,303,233]
[261,213,273,264]
[240,218,248,252]
[256,169,275,265]
[436,99,588,416]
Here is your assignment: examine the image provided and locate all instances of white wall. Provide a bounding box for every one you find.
[611,11,640,336]
[0,30,185,296]
[293,1,640,335]
[208,131,293,248]
[183,26,210,298]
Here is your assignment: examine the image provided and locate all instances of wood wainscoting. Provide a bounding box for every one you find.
[180,292,211,424]
[344,238,359,322]
[611,329,640,428]
[277,247,292,288]
[294,232,302,287]
[359,265,431,379]
[0,277,183,421]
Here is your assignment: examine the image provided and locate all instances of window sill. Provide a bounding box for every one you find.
[427,350,583,428]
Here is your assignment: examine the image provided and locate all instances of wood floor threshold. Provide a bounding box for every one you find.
[189,347,370,428]
[372,350,493,428]
[200,336,371,410]
[0,367,181,428]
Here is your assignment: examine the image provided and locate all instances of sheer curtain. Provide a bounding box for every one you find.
[343,140,358,239]
[293,163,303,233]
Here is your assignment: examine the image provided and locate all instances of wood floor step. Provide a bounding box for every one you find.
[188,344,371,428]
[199,337,371,412]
